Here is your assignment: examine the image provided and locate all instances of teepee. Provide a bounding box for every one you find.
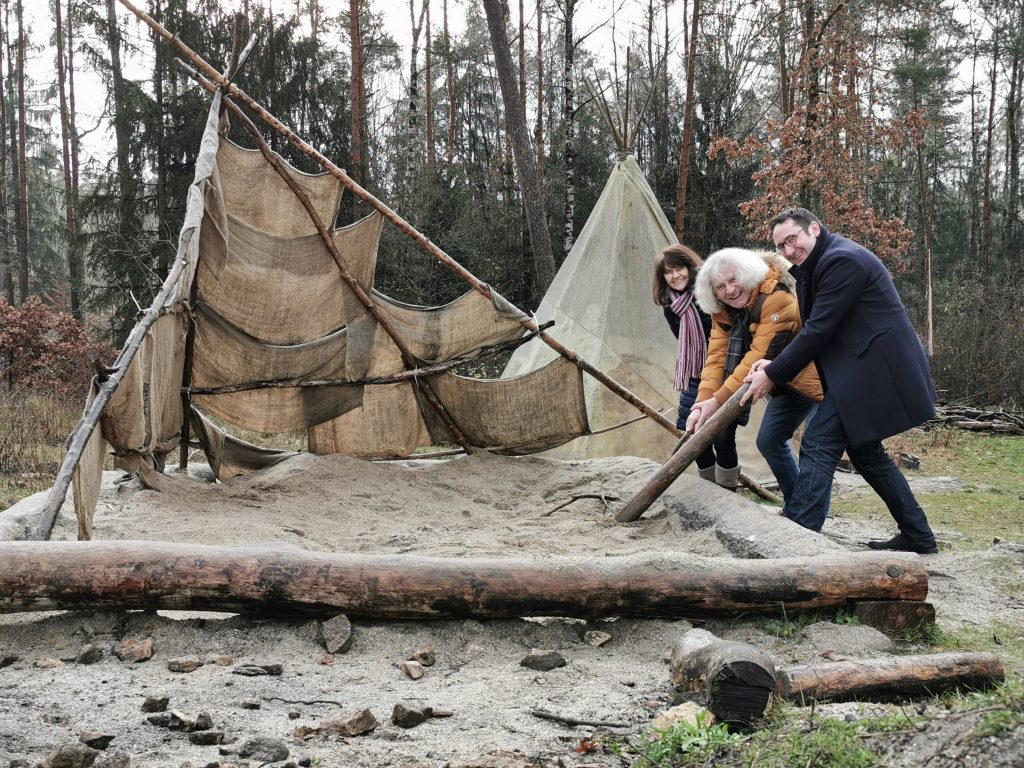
[504,76,770,472]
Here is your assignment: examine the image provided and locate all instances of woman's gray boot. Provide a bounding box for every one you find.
[698,465,716,483]
[715,464,740,490]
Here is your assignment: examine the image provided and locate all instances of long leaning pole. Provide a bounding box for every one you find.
[116,0,680,439]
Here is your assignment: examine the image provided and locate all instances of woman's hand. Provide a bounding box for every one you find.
[685,398,721,432]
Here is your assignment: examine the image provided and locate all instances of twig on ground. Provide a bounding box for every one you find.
[531,708,629,728]
[543,493,621,516]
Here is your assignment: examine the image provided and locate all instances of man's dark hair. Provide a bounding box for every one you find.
[768,207,822,231]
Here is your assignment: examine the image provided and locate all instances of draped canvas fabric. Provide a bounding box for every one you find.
[70,97,685,537]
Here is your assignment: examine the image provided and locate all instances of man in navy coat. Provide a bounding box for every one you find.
[743,207,938,554]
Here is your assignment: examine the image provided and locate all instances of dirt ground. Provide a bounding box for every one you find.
[1,449,1022,767]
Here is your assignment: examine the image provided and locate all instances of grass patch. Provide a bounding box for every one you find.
[832,428,1024,550]
[0,386,87,509]
[599,712,740,766]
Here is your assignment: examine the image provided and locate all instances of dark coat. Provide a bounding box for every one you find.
[765,226,936,447]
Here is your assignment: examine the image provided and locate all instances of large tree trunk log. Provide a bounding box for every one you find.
[670,629,777,726]
[778,652,1004,702]
[0,542,926,619]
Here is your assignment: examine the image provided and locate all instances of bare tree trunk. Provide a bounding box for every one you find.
[1006,31,1021,257]
[981,39,996,297]
[106,0,135,236]
[56,0,81,316]
[443,0,456,164]
[152,0,170,277]
[349,0,364,187]
[674,0,699,239]
[915,134,934,356]
[561,0,576,259]
[535,0,543,179]
[425,0,434,168]
[518,0,526,118]
[15,0,29,300]
[482,0,555,294]
[0,4,12,304]
[404,0,427,210]
[779,0,791,117]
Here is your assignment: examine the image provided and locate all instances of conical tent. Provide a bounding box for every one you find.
[503,153,770,472]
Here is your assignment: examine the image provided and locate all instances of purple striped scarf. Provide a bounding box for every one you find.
[669,290,707,390]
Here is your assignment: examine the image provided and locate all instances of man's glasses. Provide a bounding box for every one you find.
[775,225,809,253]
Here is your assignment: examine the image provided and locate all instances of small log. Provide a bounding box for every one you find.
[0,541,926,619]
[617,385,751,522]
[778,652,1004,703]
[851,600,935,633]
[670,629,777,727]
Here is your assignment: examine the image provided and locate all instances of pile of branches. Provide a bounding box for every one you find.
[931,404,1024,435]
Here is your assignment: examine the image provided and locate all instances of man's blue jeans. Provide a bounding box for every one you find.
[756,389,818,502]
[783,392,935,544]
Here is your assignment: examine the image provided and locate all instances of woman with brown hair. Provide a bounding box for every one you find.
[653,244,740,486]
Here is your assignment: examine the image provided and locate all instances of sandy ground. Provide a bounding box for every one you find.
[0,451,1021,767]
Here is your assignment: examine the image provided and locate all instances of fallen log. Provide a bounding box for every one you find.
[0,541,926,619]
[670,631,1004,723]
[670,629,777,727]
[777,652,1005,702]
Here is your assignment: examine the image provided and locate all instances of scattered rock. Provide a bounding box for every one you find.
[167,656,204,673]
[113,638,153,663]
[78,732,115,750]
[0,654,18,668]
[141,696,169,712]
[520,650,566,671]
[189,730,225,746]
[237,736,289,762]
[38,742,99,768]
[320,708,378,737]
[232,663,282,676]
[401,660,425,679]
[319,615,353,654]
[583,631,612,648]
[75,644,103,665]
[211,655,234,666]
[192,712,214,731]
[408,644,436,666]
[145,710,193,731]
[801,622,897,656]
[92,752,131,768]
[392,702,453,728]
[392,703,431,728]
[651,701,713,731]
[240,699,261,710]
[288,711,301,719]
[35,658,64,669]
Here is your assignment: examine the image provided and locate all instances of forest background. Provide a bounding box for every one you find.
[0,0,1021,486]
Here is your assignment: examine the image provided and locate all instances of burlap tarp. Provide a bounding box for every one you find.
[70,97,692,537]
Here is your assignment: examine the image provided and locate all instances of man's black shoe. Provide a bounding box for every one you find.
[867,533,938,555]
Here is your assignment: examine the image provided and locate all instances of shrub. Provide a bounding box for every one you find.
[0,296,113,397]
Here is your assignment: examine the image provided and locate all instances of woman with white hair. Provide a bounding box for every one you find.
[686,247,822,500]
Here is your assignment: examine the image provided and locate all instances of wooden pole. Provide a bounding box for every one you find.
[28,85,223,542]
[115,0,680,439]
[0,542,927,619]
[616,385,751,522]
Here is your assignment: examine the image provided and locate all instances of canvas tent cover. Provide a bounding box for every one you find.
[503,154,770,469]
[71,94,603,538]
